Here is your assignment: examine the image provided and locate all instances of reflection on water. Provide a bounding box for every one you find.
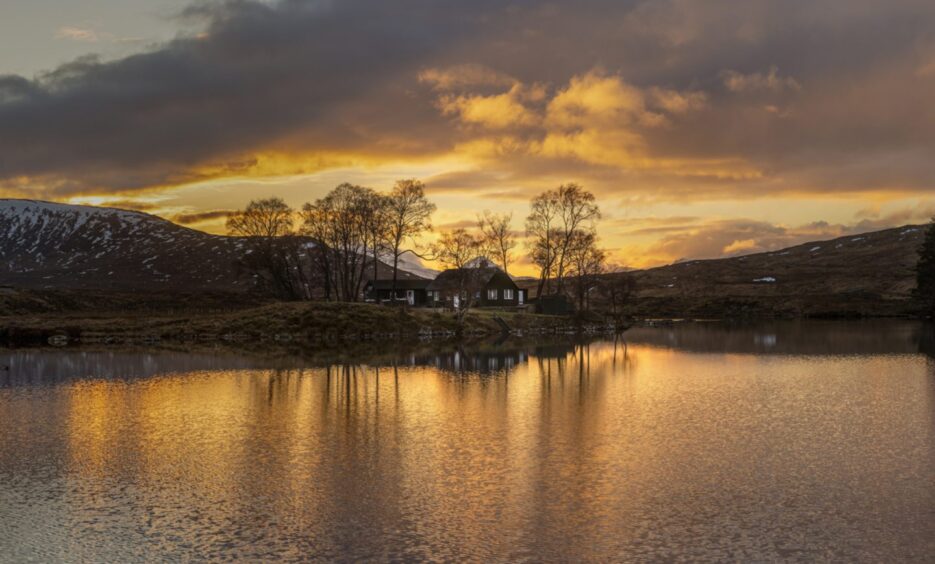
[1,321,933,561]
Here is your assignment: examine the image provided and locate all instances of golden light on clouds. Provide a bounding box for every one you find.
[4,0,935,269]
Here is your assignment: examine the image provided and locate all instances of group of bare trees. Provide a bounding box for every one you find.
[524,183,606,308]
[300,183,383,302]
[226,198,312,300]
[477,211,517,275]
[226,179,434,302]
[228,178,632,316]
[424,212,517,320]
[430,229,489,322]
[426,183,616,313]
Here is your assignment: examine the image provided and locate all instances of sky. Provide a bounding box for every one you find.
[2,0,935,272]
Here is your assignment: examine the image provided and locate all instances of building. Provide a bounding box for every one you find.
[532,294,574,316]
[363,279,431,305]
[426,266,526,308]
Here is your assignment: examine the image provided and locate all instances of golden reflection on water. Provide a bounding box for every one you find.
[1,331,934,561]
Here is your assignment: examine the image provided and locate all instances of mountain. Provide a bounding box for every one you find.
[514,224,927,317]
[0,199,422,294]
[627,225,926,317]
[1,199,927,317]
[396,252,439,279]
[0,200,253,292]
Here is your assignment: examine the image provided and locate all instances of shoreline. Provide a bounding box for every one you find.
[0,301,589,348]
[0,300,925,350]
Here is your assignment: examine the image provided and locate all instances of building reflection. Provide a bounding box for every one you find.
[4,320,929,393]
[917,323,935,359]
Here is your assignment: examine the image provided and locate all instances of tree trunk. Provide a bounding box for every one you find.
[391,253,400,305]
[536,272,547,300]
[372,233,380,283]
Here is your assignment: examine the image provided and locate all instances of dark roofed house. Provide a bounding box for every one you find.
[426,266,525,308]
[363,279,431,306]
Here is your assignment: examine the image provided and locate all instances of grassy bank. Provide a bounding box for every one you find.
[0,301,578,347]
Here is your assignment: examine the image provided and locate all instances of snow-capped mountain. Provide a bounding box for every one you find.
[0,199,428,293]
[396,252,440,279]
[0,200,252,292]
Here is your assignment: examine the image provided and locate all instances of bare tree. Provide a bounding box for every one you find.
[300,184,382,302]
[364,192,392,283]
[385,179,436,301]
[566,230,606,311]
[227,198,294,239]
[599,270,636,327]
[526,184,601,296]
[477,210,516,275]
[432,228,486,325]
[554,184,601,292]
[526,194,562,297]
[300,207,335,301]
[227,198,309,299]
[433,228,483,270]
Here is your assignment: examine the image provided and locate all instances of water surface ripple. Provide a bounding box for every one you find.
[1,321,933,562]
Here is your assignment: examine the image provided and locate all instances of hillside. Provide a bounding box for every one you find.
[627,225,926,317]
[0,199,422,296]
[0,199,928,318]
[513,224,926,318]
[0,200,255,292]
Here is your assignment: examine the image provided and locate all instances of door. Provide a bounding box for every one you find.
[406,290,415,305]
[518,290,524,305]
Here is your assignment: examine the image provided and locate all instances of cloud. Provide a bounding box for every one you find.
[636,204,934,265]
[435,219,478,230]
[0,0,934,209]
[720,66,801,93]
[96,199,160,212]
[430,69,719,180]
[418,64,516,91]
[56,26,101,42]
[55,25,144,45]
[438,83,544,129]
[849,201,935,231]
[722,238,758,254]
[171,209,235,225]
[648,87,707,113]
[1,0,478,196]
[647,219,791,261]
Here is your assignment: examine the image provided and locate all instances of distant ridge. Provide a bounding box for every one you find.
[513,224,927,317]
[628,225,926,317]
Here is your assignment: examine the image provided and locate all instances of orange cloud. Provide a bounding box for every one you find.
[438,83,544,129]
[720,66,801,93]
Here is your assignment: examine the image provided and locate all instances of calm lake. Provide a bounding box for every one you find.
[1,321,934,562]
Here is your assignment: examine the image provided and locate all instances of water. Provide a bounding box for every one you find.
[1,321,933,562]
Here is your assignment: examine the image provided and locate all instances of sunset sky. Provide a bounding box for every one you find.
[3,0,935,271]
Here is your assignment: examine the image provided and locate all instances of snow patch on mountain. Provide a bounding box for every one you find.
[0,199,427,292]
[397,252,439,279]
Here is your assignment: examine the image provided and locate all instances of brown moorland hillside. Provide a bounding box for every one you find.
[518,225,926,318]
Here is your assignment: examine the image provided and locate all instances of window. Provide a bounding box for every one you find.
[504,289,514,300]
[487,289,498,300]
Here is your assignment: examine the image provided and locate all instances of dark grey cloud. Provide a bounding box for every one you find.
[97,199,161,211]
[0,0,501,194]
[1,0,935,199]
[171,208,236,224]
